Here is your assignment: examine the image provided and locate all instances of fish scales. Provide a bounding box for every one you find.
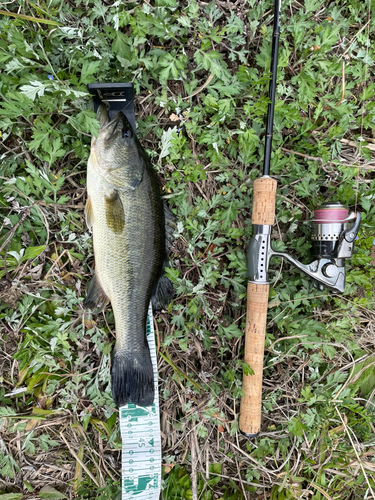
[87,160,163,350]
[84,104,166,407]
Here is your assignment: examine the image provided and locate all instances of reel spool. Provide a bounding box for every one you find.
[312,202,350,259]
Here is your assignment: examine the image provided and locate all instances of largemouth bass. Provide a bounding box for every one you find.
[84,104,172,407]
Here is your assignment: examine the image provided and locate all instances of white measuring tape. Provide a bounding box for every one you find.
[119,304,162,499]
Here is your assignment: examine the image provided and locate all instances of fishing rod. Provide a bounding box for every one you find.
[239,0,361,437]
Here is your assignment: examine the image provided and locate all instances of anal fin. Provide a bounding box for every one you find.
[83,272,109,313]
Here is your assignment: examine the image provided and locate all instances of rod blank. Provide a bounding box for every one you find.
[262,0,281,177]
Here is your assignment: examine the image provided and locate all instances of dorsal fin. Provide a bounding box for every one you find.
[151,270,174,311]
[163,202,176,252]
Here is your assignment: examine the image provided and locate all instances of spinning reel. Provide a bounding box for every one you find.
[247,200,361,293]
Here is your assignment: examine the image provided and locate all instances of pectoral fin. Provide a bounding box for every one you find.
[83,272,109,313]
[85,197,94,230]
[105,190,125,233]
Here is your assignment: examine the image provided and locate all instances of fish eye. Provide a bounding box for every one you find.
[122,129,132,139]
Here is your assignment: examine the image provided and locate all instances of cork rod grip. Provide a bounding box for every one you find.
[252,176,277,225]
[239,283,269,436]
[239,176,277,436]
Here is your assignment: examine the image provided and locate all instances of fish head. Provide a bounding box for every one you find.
[92,104,139,171]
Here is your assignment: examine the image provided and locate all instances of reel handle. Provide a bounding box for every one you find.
[239,176,277,436]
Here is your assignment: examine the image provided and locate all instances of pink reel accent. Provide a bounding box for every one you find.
[314,207,349,223]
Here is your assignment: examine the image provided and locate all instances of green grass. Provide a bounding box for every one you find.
[0,0,375,499]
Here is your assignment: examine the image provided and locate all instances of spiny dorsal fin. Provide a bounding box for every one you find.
[163,202,176,252]
[83,272,109,313]
[85,197,94,230]
[105,190,125,233]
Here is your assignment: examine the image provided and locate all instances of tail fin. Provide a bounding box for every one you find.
[111,348,154,407]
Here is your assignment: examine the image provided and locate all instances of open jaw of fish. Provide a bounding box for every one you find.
[84,104,173,407]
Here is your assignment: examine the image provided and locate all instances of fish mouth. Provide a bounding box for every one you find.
[102,112,134,143]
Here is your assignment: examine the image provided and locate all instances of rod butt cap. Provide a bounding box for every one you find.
[240,430,259,438]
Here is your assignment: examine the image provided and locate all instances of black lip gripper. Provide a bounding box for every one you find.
[87,82,137,133]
